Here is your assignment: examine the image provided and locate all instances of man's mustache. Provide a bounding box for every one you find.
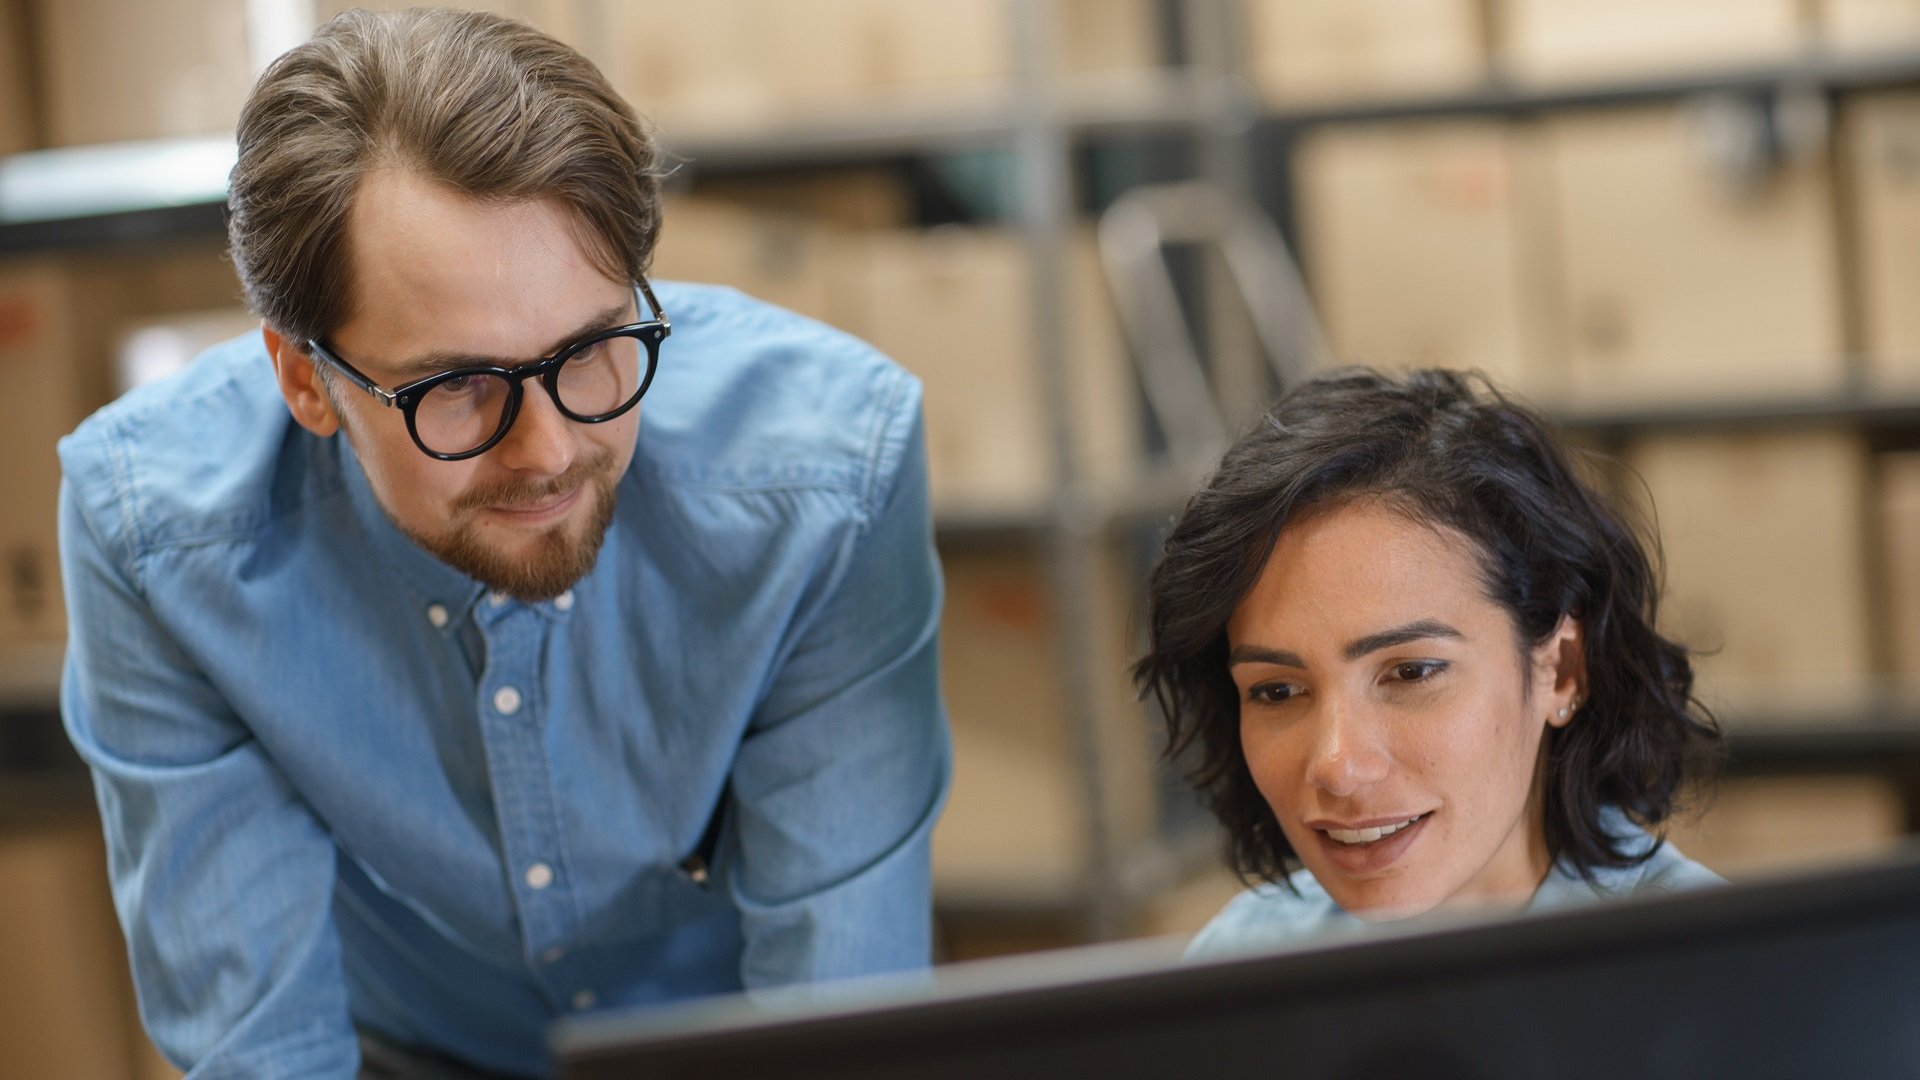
[451,449,614,513]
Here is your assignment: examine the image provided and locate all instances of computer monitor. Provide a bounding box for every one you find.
[553,847,1920,1079]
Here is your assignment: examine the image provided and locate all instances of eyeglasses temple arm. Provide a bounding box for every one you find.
[636,277,671,335]
[306,340,400,406]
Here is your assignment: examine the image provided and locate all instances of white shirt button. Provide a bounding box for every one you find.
[572,990,597,1011]
[541,946,566,964]
[426,603,449,629]
[554,590,575,612]
[493,686,523,715]
[524,862,554,890]
[487,591,508,608]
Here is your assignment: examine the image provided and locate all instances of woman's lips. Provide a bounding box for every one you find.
[1308,811,1432,876]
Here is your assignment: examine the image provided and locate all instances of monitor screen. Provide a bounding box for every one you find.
[553,847,1920,1079]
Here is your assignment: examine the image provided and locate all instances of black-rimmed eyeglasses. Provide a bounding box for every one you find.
[306,278,670,461]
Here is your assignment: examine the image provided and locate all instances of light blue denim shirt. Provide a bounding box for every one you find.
[1186,809,1723,961]
[57,282,951,1079]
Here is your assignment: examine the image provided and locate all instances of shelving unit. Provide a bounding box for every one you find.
[0,1,1234,947]
[9,1,1920,948]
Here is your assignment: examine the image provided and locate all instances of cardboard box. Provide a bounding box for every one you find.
[931,545,1157,901]
[1497,0,1807,84]
[689,168,915,231]
[0,0,35,154]
[1666,776,1907,880]
[0,245,243,645]
[0,264,81,644]
[116,309,260,395]
[314,0,579,37]
[0,820,154,1079]
[1245,0,1485,105]
[650,197,846,332]
[1841,92,1920,389]
[34,0,256,146]
[1880,452,1920,680]
[1547,107,1845,407]
[596,0,1159,134]
[1626,430,1872,716]
[1820,0,1920,51]
[1294,119,1559,400]
[840,226,1137,517]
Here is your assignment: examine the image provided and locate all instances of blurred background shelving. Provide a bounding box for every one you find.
[11,1,1920,1075]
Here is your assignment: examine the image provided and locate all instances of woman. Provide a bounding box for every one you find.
[1133,368,1724,957]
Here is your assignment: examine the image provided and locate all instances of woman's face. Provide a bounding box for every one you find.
[1226,499,1582,919]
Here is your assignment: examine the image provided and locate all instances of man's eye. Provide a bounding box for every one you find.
[1388,661,1447,683]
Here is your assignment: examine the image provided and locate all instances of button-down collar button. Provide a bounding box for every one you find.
[554,590,575,612]
[487,591,508,608]
[572,990,597,1011]
[524,862,554,890]
[426,603,449,629]
[493,686,523,715]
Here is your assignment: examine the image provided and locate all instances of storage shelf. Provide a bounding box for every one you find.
[1260,46,1920,130]
[12,46,1920,255]
[668,68,1216,173]
[0,69,1216,257]
[1553,387,1920,435]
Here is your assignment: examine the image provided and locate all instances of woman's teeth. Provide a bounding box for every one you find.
[1325,815,1423,845]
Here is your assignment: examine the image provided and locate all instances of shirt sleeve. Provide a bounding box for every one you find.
[721,380,952,989]
[57,471,360,1079]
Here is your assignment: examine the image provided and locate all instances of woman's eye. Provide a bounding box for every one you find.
[1247,683,1300,705]
[1388,660,1446,684]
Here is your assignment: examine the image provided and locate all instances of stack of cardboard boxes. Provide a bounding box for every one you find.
[5,5,1920,1055]
[1278,0,1920,879]
[0,0,1171,1004]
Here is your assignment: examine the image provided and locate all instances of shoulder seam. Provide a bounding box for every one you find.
[856,365,912,526]
[102,419,149,576]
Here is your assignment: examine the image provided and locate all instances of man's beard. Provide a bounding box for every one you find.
[401,448,620,602]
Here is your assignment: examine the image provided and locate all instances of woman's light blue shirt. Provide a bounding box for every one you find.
[1187,810,1722,961]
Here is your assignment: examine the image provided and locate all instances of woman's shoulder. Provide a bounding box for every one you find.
[1537,808,1726,909]
[1183,872,1354,961]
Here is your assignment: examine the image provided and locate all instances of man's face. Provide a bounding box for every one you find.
[302,167,640,600]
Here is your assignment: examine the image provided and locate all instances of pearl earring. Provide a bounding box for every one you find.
[1556,706,1570,720]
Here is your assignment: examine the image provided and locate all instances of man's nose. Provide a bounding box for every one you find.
[491,383,577,477]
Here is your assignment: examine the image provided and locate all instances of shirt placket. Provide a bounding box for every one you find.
[474,593,598,1014]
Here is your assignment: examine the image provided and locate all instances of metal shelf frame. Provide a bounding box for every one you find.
[11,1,1920,933]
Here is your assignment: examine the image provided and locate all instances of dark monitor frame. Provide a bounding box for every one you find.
[555,847,1920,1079]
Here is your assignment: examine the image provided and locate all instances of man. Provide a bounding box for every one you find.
[57,9,948,1078]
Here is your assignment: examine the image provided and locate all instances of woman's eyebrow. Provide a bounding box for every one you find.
[1227,618,1463,669]
[1228,645,1305,668]
[1343,619,1462,660]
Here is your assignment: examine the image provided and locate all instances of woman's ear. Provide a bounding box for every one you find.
[1535,614,1586,729]
[262,323,342,438]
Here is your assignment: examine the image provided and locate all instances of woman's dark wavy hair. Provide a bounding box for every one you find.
[1133,367,1723,887]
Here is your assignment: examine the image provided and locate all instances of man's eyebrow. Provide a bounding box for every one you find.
[387,299,633,380]
[1227,619,1463,669]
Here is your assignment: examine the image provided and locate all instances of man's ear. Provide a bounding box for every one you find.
[263,323,341,438]
[1534,613,1586,729]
